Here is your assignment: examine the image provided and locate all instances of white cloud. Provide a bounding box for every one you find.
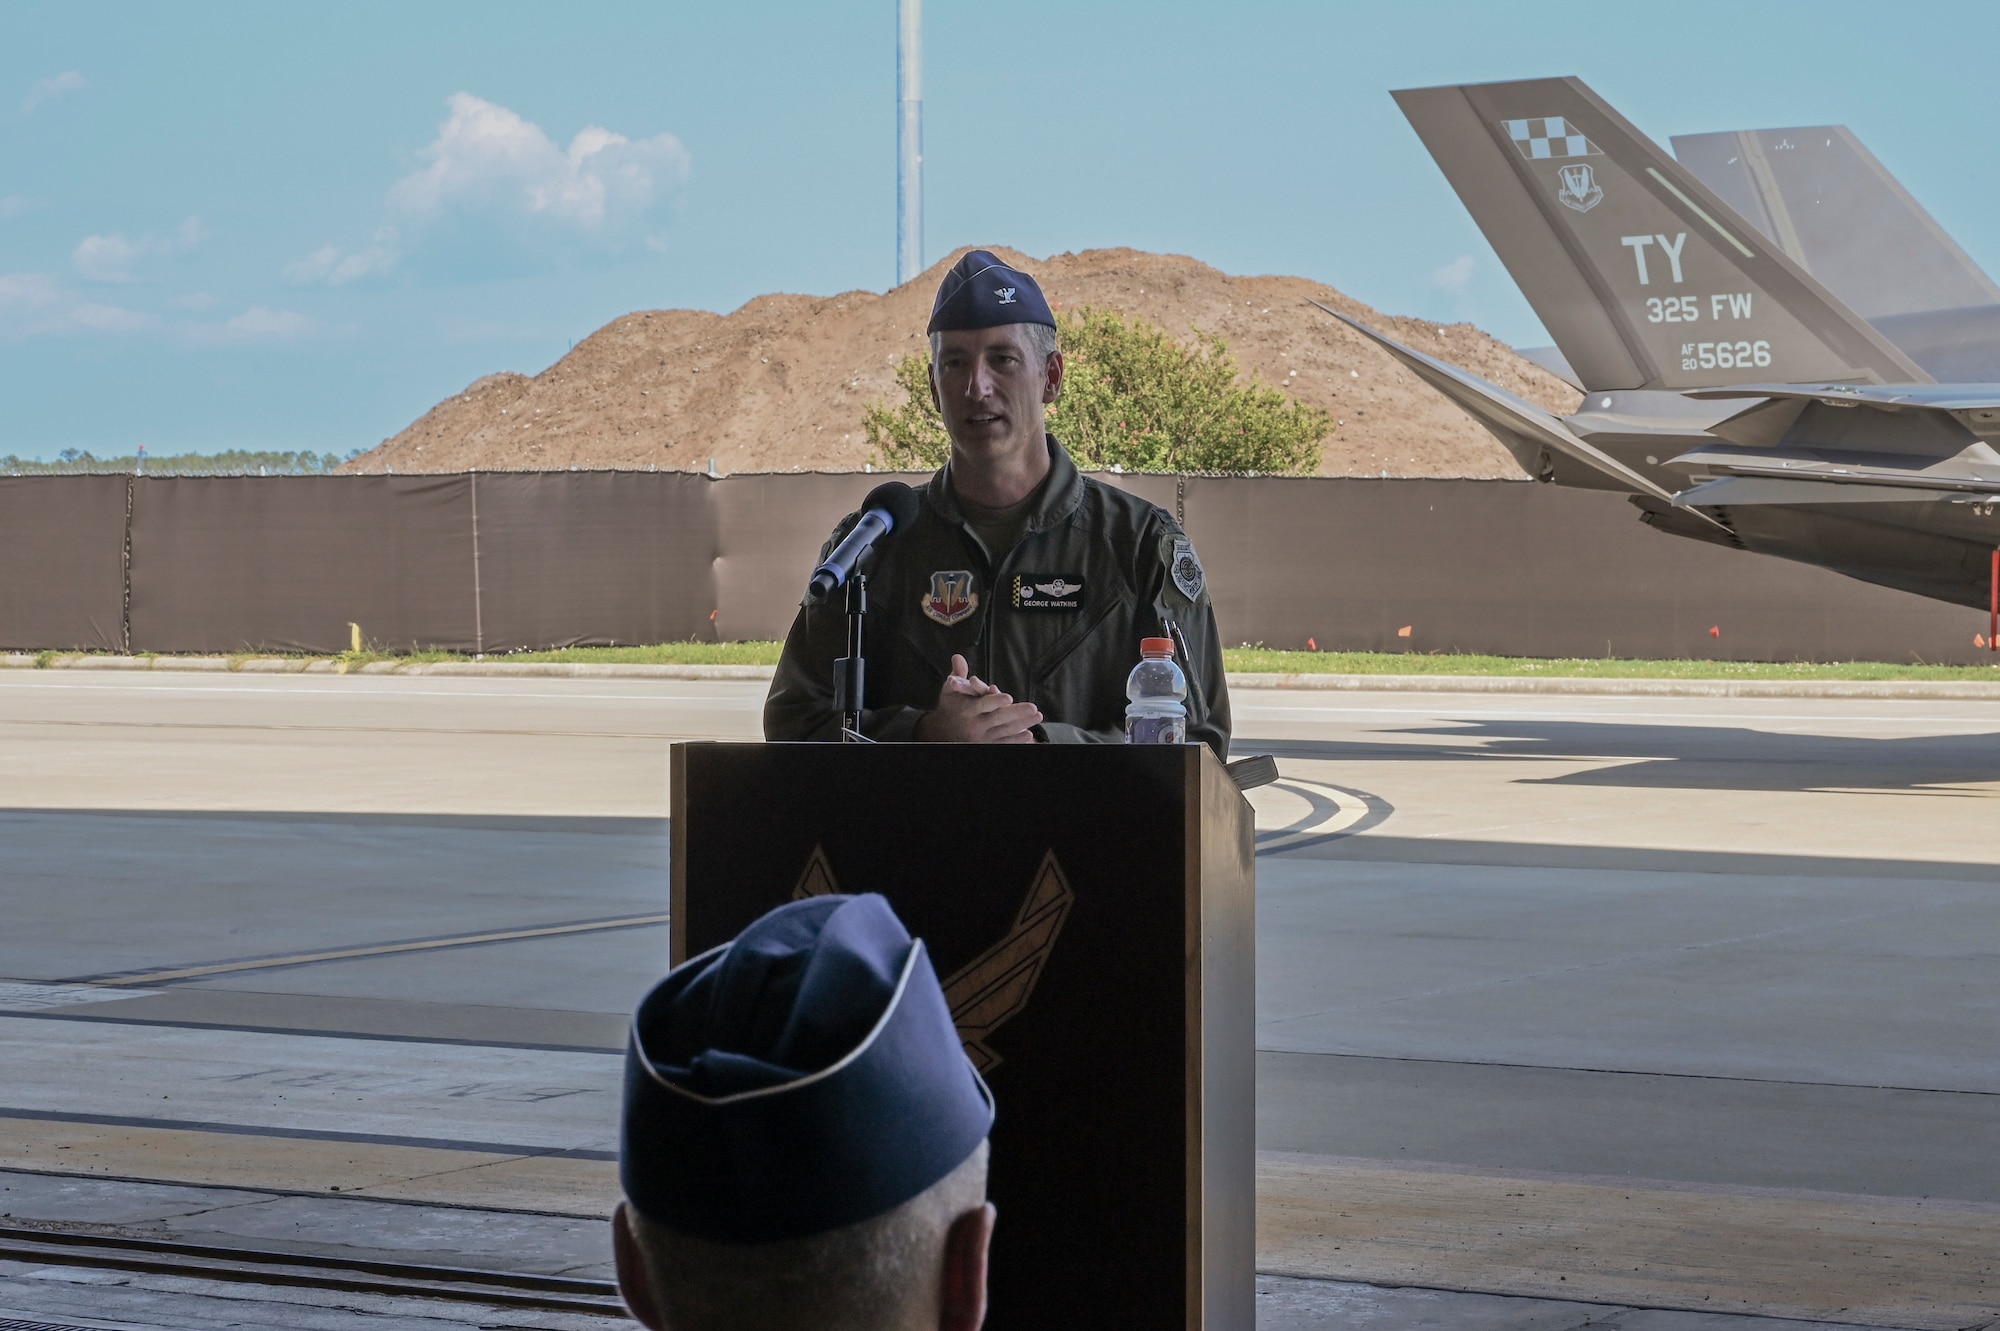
[285,94,688,284]
[73,234,151,283]
[1432,255,1475,293]
[388,93,689,231]
[284,228,400,286]
[180,307,315,347]
[0,272,153,338]
[0,274,305,346]
[72,217,206,283]
[0,196,29,220]
[67,302,156,333]
[0,273,61,313]
[23,71,86,114]
[224,307,312,339]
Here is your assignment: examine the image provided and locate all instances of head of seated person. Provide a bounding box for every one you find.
[614,893,996,1331]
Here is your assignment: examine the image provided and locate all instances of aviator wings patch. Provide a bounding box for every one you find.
[1012,573,1085,611]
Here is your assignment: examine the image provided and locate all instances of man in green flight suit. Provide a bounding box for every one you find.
[763,250,1231,758]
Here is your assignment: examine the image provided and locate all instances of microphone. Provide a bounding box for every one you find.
[807,482,921,601]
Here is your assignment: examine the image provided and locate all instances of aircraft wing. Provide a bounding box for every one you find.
[1684,383,2000,412]
[1669,440,2000,503]
[1685,382,2000,454]
[1672,474,2000,507]
[1313,301,1686,507]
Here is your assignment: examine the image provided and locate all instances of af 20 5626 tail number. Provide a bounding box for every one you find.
[1680,340,1771,372]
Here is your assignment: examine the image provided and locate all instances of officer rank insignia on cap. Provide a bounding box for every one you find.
[1170,537,1206,601]
[921,570,979,626]
[927,249,1056,333]
[1011,573,1085,611]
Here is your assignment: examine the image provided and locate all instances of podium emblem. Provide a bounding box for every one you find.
[793,846,1073,1072]
[791,845,841,899]
[921,570,979,626]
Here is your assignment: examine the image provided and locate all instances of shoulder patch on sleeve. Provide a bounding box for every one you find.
[1170,535,1205,601]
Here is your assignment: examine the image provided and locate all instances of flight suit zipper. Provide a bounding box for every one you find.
[970,536,1009,692]
[969,523,1033,698]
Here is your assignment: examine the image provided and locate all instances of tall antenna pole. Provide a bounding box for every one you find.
[896,0,922,286]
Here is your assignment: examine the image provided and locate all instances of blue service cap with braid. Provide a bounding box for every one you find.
[926,249,1056,333]
[621,893,994,1243]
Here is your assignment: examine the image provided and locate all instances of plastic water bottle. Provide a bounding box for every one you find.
[1125,637,1188,744]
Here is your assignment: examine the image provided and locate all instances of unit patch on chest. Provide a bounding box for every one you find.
[921,570,980,626]
[1011,573,1086,611]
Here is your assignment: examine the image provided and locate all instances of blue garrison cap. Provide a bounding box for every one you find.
[622,894,994,1244]
[927,249,1056,333]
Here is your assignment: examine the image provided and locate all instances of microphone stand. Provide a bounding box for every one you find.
[833,573,871,742]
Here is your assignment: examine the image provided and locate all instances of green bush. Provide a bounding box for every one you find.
[862,355,953,470]
[864,307,1330,474]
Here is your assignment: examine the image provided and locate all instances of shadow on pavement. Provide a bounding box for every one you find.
[1272,834,2000,880]
[1242,718,2000,794]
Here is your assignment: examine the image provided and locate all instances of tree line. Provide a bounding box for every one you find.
[1,448,363,476]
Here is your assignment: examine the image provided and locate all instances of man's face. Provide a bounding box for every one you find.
[930,324,1064,468]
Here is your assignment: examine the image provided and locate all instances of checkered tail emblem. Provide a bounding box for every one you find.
[1501,116,1602,160]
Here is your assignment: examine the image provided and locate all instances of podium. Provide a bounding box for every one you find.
[670,742,1255,1331]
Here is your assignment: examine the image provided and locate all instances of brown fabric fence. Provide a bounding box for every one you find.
[472,471,716,651]
[128,475,477,654]
[0,476,130,652]
[0,471,1988,662]
[1181,477,1989,664]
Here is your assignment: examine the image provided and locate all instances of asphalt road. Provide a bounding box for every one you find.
[0,670,1994,1328]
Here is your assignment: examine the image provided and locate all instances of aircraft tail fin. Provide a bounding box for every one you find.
[1673,125,2000,320]
[1393,78,1927,392]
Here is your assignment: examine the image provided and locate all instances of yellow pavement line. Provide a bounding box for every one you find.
[1258,1151,2000,1330]
[1251,779,1373,850]
[0,1115,615,1216]
[94,914,671,987]
[8,1119,1994,1322]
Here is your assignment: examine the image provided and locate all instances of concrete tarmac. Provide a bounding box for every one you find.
[0,671,1993,1328]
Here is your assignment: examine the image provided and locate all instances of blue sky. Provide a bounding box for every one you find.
[6,0,1999,459]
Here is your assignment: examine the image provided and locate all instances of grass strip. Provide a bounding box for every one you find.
[483,643,2000,680]
[1221,648,2000,680]
[466,642,784,666]
[21,643,2000,680]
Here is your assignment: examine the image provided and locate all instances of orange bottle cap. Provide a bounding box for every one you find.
[1141,637,1175,656]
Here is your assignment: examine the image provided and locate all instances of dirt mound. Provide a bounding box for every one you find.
[345,247,1577,478]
